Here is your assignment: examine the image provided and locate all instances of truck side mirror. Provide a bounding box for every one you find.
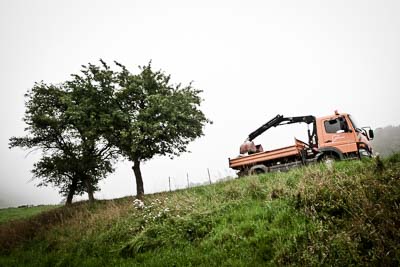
[369,129,374,140]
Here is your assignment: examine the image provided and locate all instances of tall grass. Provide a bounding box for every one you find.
[0,205,59,224]
[1,154,399,266]
[295,156,400,266]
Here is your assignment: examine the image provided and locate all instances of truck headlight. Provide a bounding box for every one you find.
[359,149,370,157]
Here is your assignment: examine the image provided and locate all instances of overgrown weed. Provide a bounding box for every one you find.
[1,153,399,266]
[295,154,400,265]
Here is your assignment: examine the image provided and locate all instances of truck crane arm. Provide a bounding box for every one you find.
[240,114,316,155]
[247,114,316,141]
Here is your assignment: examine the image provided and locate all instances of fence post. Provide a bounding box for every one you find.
[207,168,211,184]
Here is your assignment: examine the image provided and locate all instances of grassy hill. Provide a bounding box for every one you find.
[1,154,399,266]
[0,205,59,225]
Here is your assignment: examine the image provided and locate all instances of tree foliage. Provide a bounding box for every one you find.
[9,68,117,204]
[109,62,211,197]
[10,60,210,202]
[112,63,208,160]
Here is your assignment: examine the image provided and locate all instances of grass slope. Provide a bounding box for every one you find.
[0,205,59,225]
[1,154,399,266]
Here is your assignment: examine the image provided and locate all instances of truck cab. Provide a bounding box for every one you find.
[316,112,374,159]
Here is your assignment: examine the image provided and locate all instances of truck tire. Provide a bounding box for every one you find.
[237,170,249,177]
[249,165,269,175]
[323,154,335,163]
[320,153,338,169]
[317,148,343,161]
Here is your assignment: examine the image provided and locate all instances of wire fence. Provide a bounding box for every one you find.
[165,168,237,193]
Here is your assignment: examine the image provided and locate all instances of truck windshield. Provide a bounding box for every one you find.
[348,115,360,131]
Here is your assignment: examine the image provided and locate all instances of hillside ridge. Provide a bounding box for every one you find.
[1,154,399,266]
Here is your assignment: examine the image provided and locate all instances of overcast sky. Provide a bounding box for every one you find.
[1,0,399,208]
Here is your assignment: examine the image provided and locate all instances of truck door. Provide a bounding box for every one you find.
[320,116,358,154]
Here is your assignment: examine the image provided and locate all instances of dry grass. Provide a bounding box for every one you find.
[0,197,134,252]
[1,154,399,266]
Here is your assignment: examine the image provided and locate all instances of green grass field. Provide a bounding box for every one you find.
[0,205,59,224]
[0,154,399,266]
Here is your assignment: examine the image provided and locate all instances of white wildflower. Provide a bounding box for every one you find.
[133,199,145,209]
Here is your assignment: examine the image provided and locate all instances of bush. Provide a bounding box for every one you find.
[295,155,400,266]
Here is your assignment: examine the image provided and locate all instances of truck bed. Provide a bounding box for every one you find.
[229,140,306,170]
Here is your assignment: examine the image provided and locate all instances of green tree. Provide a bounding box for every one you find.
[110,62,211,198]
[62,61,119,202]
[10,60,209,203]
[32,153,104,205]
[9,67,116,205]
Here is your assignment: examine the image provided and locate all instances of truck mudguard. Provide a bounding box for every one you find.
[249,164,269,174]
[316,147,344,161]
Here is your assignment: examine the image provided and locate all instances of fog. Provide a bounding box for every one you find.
[1,0,399,208]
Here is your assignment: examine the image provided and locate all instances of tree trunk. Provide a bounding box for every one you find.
[132,158,144,200]
[84,176,95,204]
[66,177,78,205]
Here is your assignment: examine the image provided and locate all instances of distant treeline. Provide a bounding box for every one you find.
[372,125,400,157]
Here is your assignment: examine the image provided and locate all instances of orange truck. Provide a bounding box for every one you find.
[229,111,374,176]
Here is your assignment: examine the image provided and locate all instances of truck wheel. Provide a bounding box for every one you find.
[237,170,249,177]
[249,165,268,175]
[321,154,337,168]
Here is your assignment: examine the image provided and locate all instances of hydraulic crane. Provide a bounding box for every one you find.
[240,114,316,154]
